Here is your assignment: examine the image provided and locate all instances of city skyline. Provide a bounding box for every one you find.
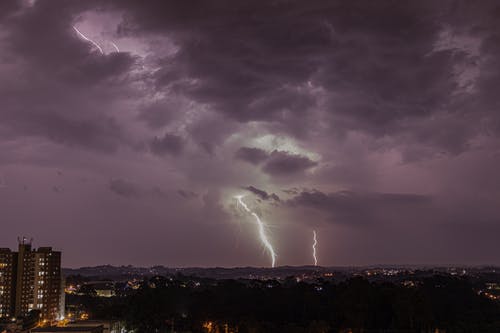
[0,238,64,324]
[1,0,500,268]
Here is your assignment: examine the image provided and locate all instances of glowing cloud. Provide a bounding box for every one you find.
[72,26,104,54]
[235,195,277,267]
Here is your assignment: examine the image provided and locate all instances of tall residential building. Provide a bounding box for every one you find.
[33,247,63,322]
[0,239,63,324]
[0,248,17,318]
[15,241,35,318]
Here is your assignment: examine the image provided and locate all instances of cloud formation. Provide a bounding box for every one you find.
[262,151,318,177]
[288,189,433,225]
[235,148,317,177]
[244,186,280,202]
[1,0,500,266]
[234,147,269,165]
[109,179,141,198]
[150,133,184,156]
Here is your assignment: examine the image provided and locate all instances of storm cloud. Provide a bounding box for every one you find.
[109,179,141,198]
[244,186,280,202]
[288,189,433,225]
[234,147,269,165]
[149,133,184,156]
[1,0,500,267]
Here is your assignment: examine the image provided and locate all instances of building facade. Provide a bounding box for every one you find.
[15,241,35,318]
[33,247,63,322]
[0,239,63,324]
[0,248,17,318]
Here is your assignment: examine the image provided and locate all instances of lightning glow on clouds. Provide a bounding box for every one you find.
[249,134,321,162]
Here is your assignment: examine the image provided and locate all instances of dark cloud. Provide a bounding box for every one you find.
[186,111,237,155]
[110,1,463,144]
[177,189,198,200]
[150,133,184,156]
[9,111,124,153]
[109,179,141,198]
[262,151,317,176]
[288,189,433,225]
[151,186,168,198]
[114,0,322,130]
[282,188,301,195]
[6,1,134,81]
[234,147,269,165]
[109,0,500,157]
[137,99,178,129]
[0,0,20,20]
[235,147,317,177]
[109,180,170,199]
[0,0,136,152]
[244,186,280,202]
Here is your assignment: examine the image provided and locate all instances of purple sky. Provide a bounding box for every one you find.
[1,0,500,268]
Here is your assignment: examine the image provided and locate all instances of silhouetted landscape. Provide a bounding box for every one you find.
[62,266,500,332]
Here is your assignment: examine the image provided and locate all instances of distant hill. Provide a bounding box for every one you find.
[62,264,500,280]
[62,265,341,280]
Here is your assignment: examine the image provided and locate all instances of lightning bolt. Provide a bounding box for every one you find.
[312,230,318,266]
[110,41,120,53]
[73,26,104,54]
[235,195,277,268]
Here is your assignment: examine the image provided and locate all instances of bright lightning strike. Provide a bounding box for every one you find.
[73,26,104,54]
[235,195,277,268]
[312,230,318,266]
[110,41,120,53]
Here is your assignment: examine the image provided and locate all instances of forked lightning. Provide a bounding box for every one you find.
[235,195,277,268]
[73,26,104,54]
[312,230,318,266]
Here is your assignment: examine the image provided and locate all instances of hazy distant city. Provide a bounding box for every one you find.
[1,239,499,332]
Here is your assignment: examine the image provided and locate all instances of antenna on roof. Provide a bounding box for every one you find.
[17,236,33,245]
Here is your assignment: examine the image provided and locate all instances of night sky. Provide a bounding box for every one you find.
[1,0,500,268]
